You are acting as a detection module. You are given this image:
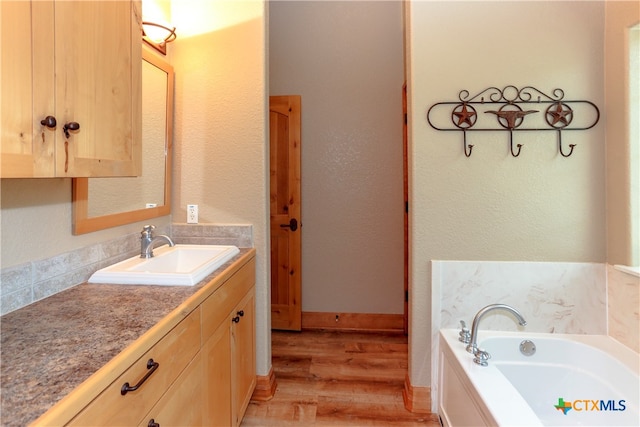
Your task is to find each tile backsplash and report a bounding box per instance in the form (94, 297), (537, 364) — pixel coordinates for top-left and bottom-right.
(171, 223), (253, 247)
(0, 223), (252, 315)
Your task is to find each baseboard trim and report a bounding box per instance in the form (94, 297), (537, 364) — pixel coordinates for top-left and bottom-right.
(402, 373), (431, 414)
(251, 367), (277, 402)
(301, 311), (404, 332)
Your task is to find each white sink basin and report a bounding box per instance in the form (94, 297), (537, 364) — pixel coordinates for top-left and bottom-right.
(89, 244), (240, 286)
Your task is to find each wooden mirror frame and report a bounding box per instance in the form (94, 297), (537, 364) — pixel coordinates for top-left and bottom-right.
(72, 49), (173, 234)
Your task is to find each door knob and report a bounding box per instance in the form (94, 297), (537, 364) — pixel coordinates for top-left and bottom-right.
(279, 218), (298, 232)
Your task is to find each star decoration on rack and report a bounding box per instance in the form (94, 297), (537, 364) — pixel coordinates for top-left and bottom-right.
(452, 103), (477, 128)
(546, 102), (573, 128)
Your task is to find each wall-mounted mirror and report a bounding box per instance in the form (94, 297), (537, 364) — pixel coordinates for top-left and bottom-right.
(72, 49), (173, 234)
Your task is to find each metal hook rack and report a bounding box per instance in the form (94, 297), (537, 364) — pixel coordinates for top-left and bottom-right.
(426, 85), (600, 158)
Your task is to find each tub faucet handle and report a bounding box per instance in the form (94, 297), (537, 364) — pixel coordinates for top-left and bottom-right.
(473, 348), (491, 367)
(459, 320), (471, 344)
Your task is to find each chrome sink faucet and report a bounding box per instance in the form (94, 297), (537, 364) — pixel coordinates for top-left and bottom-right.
(466, 303), (527, 357)
(140, 225), (175, 258)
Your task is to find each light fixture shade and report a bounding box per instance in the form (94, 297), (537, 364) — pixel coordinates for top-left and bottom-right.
(142, 21), (176, 55)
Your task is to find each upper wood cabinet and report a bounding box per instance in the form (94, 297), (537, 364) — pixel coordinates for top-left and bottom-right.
(0, 1), (142, 178)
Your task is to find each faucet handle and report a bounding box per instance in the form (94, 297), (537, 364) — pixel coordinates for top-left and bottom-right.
(473, 348), (491, 366)
(459, 320), (471, 344)
(141, 225), (156, 236)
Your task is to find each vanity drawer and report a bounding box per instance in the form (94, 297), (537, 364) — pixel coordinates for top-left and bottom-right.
(68, 308), (201, 427)
(201, 258), (255, 341)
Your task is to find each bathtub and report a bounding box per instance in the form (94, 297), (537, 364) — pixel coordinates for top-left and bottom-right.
(438, 329), (639, 426)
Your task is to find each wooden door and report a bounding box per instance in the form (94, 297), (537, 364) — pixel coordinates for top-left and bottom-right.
(1, 1), (55, 177)
(54, 0), (141, 177)
(402, 83), (409, 335)
(269, 95), (302, 331)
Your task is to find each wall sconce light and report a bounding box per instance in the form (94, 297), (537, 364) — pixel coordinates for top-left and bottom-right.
(142, 21), (176, 55)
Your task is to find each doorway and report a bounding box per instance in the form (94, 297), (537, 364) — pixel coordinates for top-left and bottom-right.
(269, 95), (302, 331)
(268, 0), (405, 333)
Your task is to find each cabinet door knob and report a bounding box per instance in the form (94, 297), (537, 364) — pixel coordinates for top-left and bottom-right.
(148, 419), (160, 427)
(237, 310), (244, 317)
(232, 316), (241, 323)
(40, 116), (57, 129)
(63, 121), (80, 138)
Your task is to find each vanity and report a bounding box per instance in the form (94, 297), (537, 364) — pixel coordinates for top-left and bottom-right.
(0, 248), (256, 427)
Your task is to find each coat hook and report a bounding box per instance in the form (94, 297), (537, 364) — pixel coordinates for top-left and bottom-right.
(509, 130), (522, 157)
(463, 131), (473, 157)
(557, 130), (575, 157)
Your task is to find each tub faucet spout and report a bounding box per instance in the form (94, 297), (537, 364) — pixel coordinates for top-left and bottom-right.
(466, 304), (527, 354)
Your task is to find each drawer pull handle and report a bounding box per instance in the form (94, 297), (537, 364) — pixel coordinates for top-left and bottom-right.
(237, 310), (244, 317)
(121, 358), (159, 395)
(232, 316), (241, 323)
(148, 419), (160, 427)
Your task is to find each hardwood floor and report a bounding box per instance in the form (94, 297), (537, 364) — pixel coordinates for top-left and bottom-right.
(242, 330), (441, 426)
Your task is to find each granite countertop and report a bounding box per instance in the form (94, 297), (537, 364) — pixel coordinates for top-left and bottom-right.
(0, 248), (253, 427)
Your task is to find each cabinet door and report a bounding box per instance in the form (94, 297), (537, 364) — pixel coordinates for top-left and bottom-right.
(54, 0), (141, 177)
(203, 322), (233, 426)
(140, 352), (203, 427)
(232, 289), (256, 426)
(0, 1), (55, 177)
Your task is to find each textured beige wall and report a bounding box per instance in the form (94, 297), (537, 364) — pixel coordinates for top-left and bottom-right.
(407, 1), (606, 386)
(0, 178), (171, 268)
(269, 1), (405, 314)
(605, 0), (639, 266)
(169, 1), (270, 375)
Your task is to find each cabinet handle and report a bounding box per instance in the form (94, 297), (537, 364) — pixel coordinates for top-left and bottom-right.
(232, 316), (240, 323)
(63, 121), (80, 138)
(40, 116), (57, 129)
(148, 419), (160, 427)
(121, 358), (159, 395)
(237, 310), (244, 317)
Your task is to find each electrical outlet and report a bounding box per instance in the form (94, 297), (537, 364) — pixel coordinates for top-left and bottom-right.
(187, 204), (198, 224)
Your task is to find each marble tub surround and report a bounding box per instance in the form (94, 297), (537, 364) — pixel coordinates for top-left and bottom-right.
(0, 249), (253, 427)
(430, 260), (607, 412)
(171, 223), (253, 247)
(433, 261), (607, 335)
(607, 264), (640, 352)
